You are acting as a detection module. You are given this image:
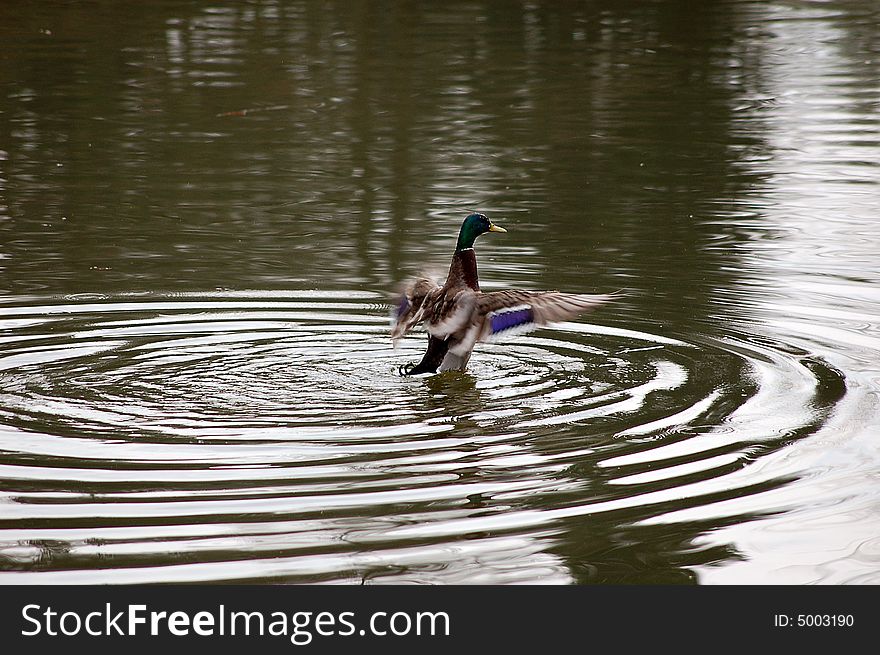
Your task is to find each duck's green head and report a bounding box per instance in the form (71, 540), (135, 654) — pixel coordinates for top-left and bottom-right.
(456, 213), (506, 251)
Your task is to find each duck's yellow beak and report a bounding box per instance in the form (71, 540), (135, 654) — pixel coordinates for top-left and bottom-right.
(488, 223), (507, 233)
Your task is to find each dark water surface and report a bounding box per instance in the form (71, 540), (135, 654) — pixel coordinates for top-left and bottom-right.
(1, 1), (879, 584)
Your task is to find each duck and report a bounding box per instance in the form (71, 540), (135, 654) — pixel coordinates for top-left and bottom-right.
(392, 212), (611, 375)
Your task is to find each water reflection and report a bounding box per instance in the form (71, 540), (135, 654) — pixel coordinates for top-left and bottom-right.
(0, 0), (756, 314)
(688, 1), (880, 584)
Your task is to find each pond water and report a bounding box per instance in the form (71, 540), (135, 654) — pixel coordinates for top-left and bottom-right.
(0, 1), (878, 584)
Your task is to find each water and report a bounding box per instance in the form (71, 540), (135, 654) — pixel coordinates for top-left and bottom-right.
(0, 1), (878, 584)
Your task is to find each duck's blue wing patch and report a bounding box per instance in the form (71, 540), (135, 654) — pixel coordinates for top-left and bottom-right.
(396, 294), (411, 320)
(489, 306), (534, 335)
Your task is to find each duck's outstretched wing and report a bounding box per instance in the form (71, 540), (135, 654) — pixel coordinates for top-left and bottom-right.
(478, 290), (612, 340)
(440, 290), (612, 362)
(390, 276), (441, 341)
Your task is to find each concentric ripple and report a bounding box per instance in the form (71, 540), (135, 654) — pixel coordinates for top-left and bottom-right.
(0, 291), (846, 583)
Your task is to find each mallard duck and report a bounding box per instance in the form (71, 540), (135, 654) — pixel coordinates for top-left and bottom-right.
(393, 213), (611, 375)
